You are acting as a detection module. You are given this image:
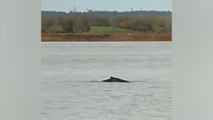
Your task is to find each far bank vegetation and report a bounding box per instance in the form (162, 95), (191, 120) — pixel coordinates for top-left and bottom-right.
(42, 13), (171, 34)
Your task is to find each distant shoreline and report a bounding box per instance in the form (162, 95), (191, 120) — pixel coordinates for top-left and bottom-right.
(42, 32), (171, 42)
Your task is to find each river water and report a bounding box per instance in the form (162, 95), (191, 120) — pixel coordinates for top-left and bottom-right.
(42, 42), (172, 120)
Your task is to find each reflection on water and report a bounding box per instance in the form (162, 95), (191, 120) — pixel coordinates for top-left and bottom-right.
(42, 42), (172, 120)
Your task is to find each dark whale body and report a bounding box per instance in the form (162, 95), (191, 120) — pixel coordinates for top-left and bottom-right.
(102, 76), (130, 83)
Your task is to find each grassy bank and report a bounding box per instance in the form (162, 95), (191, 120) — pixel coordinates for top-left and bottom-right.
(89, 26), (132, 33)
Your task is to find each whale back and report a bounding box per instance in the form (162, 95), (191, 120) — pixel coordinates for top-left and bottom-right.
(102, 76), (130, 83)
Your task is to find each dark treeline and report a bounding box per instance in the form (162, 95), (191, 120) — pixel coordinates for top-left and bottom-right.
(42, 10), (171, 19)
(42, 11), (172, 33)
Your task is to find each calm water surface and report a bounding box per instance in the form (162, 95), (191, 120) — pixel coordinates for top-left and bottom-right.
(42, 42), (172, 120)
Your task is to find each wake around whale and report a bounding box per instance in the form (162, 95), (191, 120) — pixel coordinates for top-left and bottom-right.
(102, 76), (130, 83)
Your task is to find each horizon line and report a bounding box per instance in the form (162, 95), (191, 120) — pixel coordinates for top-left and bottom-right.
(41, 9), (172, 13)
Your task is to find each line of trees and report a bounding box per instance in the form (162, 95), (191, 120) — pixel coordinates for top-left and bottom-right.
(114, 17), (171, 32)
(42, 16), (111, 33)
(42, 16), (171, 33)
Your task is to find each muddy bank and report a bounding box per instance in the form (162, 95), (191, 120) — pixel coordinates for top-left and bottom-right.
(42, 32), (171, 42)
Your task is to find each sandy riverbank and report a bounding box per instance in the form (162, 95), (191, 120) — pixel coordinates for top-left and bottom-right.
(42, 32), (171, 42)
